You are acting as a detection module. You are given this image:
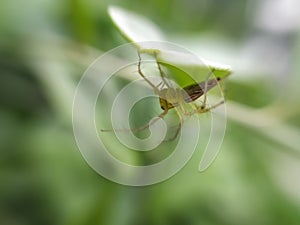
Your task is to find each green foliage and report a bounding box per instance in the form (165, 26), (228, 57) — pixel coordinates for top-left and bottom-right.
(108, 5), (232, 87)
(1, 1), (300, 225)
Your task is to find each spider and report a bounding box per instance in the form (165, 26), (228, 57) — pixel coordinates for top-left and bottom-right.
(101, 51), (225, 141)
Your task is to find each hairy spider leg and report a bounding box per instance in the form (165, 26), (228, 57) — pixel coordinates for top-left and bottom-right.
(190, 68), (225, 115)
(100, 109), (169, 132)
(193, 100), (224, 114)
(137, 51), (159, 93)
(101, 52), (170, 133)
(201, 68), (215, 110)
(163, 108), (184, 142)
(153, 52), (173, 88)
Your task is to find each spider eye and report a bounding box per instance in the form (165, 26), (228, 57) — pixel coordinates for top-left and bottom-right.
(161, 106), (165, 110)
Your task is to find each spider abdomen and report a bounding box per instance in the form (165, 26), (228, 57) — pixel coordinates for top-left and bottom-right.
(158, 88), (184, 110)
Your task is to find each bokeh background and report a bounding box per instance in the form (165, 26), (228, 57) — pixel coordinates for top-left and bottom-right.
(1, 0), (300, 225)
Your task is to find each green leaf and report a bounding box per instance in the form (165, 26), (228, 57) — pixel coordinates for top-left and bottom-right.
(108, 6), (165, 45)
(156, 50), (232, 87)
(108, 5), (232, 86)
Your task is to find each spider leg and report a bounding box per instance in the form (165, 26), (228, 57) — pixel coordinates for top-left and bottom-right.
(180, 99), (224, 118)
(137, 51), (160, 93)
(201, 68), (215, 110)
(194, 100), (225, 114)
(156, 81), (164, 89)
(153, 52), (172, 88)
(100, 109), (168, 133)
(163, 108), (184, 142)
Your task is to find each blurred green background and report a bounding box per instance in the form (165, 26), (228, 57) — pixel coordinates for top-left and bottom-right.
(1, 0), (300, 225)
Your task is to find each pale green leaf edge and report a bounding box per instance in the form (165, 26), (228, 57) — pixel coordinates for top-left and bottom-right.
(108, 5), (232, 77)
